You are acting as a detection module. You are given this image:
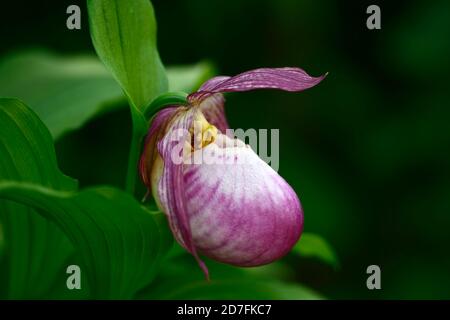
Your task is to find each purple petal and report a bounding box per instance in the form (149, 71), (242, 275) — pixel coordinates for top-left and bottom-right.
(188, 67), (326, 103)
(184, 134), (303, 266)
(153, 108), (210, 279)
(139, 106), (178, 189)
(197, 76), (230, 91)
(197, 94), (229, 133)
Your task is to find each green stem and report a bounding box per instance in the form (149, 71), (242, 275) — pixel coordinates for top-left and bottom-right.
(125, 110), (147, 195)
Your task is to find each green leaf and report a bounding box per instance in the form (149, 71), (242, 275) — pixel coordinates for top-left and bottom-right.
(0, 222), (3, 244)
(0, 182), (173, 299)
(87, 0), (168, 111)
(292, 233), (339, 268)
(166, 61), (215, 92)
(0, 98), (77, 298)
(138, 255), (322, 300)
(87, 0), (169, 194)
(0, 98), (172, 298)
(0, 51), (125, 140)
(0, 218), (5, 263)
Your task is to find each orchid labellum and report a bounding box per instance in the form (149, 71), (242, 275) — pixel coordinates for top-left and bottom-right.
(139, 68), (325, 279)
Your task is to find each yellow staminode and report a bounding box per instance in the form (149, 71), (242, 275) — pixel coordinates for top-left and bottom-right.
(190, 111), (218, 149)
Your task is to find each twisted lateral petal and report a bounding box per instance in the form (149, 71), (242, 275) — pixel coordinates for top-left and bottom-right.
(188, 67), (326, 102)
(139, 106), (210, 278)
(184, 134), (303, 266)
(152, 107), (210, 278)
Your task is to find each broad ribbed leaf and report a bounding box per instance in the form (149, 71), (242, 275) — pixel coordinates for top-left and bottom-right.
(0, 182), (173, 299)
(87, 0), (168, 111)
(0, 99), (172, 298)
(0, 98), (77, 298)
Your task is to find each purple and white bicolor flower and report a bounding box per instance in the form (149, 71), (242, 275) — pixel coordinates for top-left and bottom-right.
(139, 67), (325, 279)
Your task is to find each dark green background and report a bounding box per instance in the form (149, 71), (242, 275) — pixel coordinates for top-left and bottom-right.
(1, 0), (449, 299)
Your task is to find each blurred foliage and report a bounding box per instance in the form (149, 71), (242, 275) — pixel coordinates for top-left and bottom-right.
(139, 253), (322, 300)
(0, 51), (214, 140)
(293, 233), (339, 269)
(0, 0), (449, 299)
(0, 51), (123, 139)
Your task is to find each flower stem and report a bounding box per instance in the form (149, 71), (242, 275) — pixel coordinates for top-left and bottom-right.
(125, 109), (147, 195)
(124, 92), (186, 195)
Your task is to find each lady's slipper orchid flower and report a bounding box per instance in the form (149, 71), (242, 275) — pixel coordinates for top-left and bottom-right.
(139, 68), (325, 279)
